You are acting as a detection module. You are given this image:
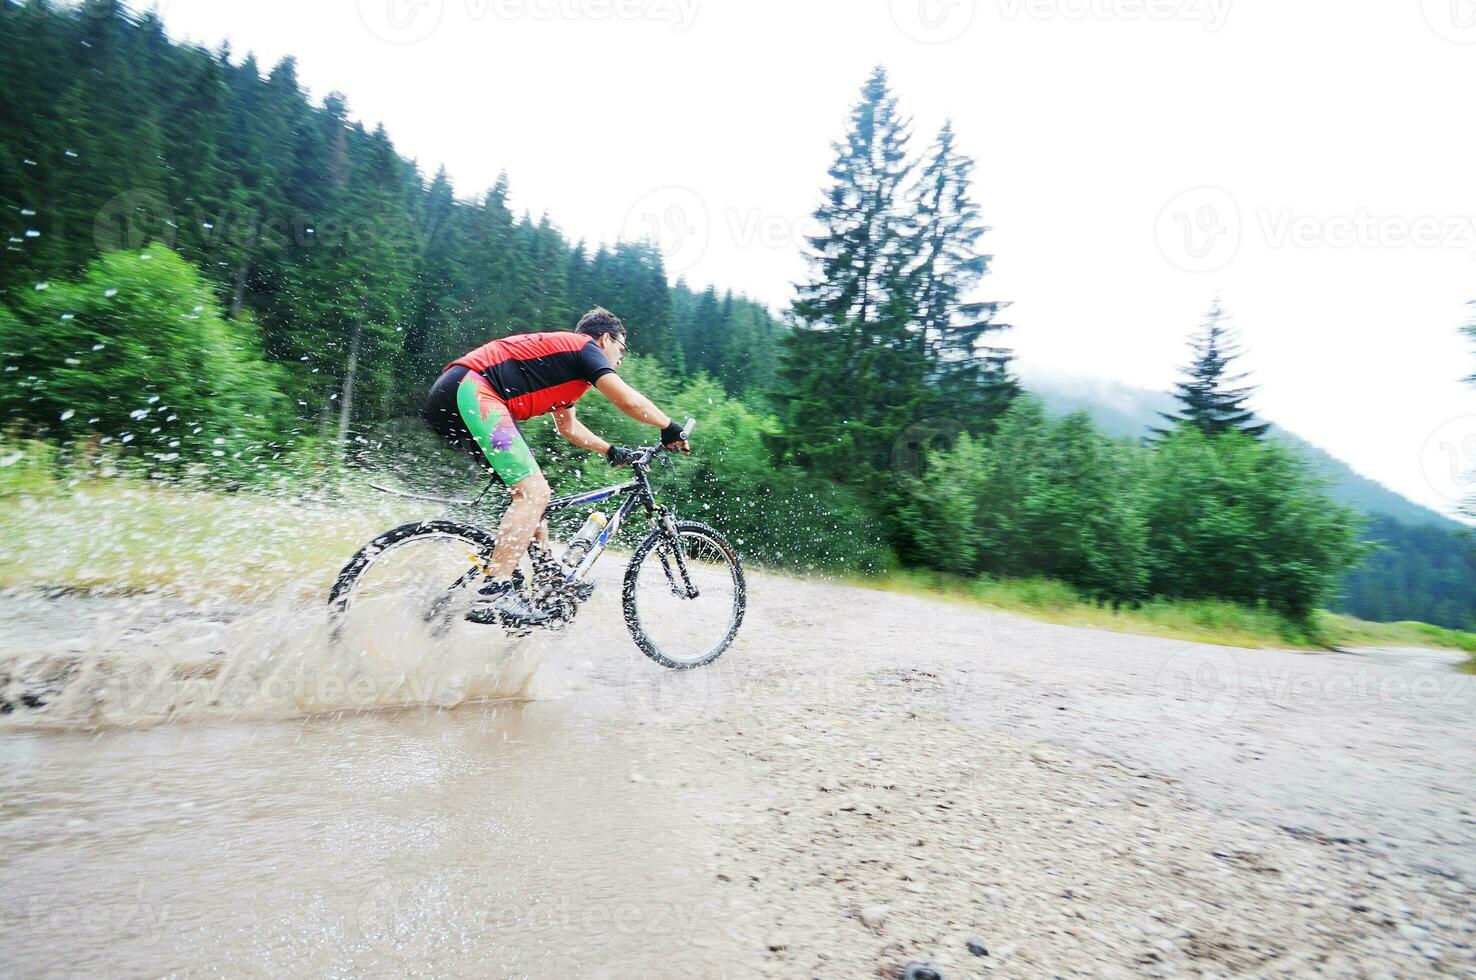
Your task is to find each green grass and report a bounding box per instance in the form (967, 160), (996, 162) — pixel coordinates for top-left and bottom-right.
(0, 442), (425, 603)
(4, 443), (1473, 668)
(863, 568), (1476, 665)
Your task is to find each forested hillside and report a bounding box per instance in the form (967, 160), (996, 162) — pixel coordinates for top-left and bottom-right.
(1020, 367), (1476, 629)
(0, 1), (1428, 633)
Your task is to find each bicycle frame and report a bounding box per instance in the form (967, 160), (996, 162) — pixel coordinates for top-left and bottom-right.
(543, 455), (671, 586)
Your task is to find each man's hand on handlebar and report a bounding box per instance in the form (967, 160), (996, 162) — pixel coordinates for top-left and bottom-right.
(660, 418), (693, 454)
(606, 419), (695, 466)
(605, 445), (641, 468)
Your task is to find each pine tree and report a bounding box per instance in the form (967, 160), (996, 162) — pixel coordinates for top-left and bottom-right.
(1154, 301), (1270, 440)
(909, 120), (1016, 427)
(780, 66), (919, 481)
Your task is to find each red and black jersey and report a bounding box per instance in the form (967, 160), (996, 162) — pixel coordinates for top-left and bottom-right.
(446, 331), (616, 421)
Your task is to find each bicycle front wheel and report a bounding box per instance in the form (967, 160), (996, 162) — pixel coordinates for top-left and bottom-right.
(622, 520), (746, 669)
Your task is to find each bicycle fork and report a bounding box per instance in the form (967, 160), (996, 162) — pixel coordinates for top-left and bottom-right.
(654, 512), (701, 600)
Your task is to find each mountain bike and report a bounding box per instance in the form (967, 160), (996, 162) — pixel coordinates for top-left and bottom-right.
(328, 419), (746, 669)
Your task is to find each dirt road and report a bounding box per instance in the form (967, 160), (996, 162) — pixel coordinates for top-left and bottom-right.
(1, 568), (1472, 977)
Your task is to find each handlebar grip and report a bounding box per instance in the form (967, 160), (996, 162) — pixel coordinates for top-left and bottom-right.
(679, 417), (697, 441)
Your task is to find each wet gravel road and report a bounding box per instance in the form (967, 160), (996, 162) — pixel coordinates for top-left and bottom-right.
(1, 575), (1472, 977)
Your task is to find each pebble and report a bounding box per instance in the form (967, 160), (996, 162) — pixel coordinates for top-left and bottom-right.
(903, 963), (943, 980)
(966, 939), (988, 956)
(860, 904), (890, 929)
(1396, 923), (1427, 942)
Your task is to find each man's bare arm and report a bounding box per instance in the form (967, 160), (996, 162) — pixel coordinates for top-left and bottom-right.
(594, 374), (672, 429)
(552, 406), (609, 455)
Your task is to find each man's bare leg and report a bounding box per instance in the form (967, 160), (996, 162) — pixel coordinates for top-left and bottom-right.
(488, 473), (551, 578)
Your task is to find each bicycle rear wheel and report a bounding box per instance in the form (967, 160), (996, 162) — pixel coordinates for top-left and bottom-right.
(622, 520), (746, 669)
(329, 520), (497, 635)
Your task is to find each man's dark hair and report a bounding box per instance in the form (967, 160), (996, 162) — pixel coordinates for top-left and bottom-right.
(575, 307), (625, 341)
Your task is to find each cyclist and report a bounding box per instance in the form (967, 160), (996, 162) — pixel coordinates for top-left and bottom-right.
(425, 307), (689, 626)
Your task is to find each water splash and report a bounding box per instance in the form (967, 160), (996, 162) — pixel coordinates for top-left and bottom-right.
(0, 596), (541, 731)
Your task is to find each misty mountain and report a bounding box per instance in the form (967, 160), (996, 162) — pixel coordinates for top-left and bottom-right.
(1018, 367), (1461, 530)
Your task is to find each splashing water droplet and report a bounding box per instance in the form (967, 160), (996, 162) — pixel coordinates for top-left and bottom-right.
(92, 343), (104, 351)
(61, 313), (76, 321)
(130, 410), (149, 421)
(34, 282), (49, 291)
(64, 149), (78, 158)
(20, 208), (36, 217)
(64, 357), (81, 366)
(24, 229), (40, 238)
(147, 395), (160, 404)
(60, 409), (75, 421)
(0, 451), (23, 467)
(104, 288), (118, 298)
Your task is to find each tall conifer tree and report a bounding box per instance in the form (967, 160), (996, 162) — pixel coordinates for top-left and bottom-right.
(1155, 302), (1269, 440)
(909, 120), (1015, 426)
(780, 66), (918, 480)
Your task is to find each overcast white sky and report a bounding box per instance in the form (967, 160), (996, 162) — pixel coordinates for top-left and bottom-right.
(150, 0), (1476, 519)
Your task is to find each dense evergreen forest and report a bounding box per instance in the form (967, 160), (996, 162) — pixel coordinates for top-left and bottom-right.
(4, 0), (1465, 630)
(1341, 517), (1476, 629)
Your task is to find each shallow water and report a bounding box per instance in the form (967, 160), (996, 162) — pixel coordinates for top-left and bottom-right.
(0, 572), (769, 976)
(0, 703), (764, 976)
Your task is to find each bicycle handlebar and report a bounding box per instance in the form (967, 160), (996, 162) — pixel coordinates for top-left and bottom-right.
(632, 417), (696, 468)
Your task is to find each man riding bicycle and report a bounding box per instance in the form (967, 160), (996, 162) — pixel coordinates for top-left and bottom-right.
(425, 307), (689, 626)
